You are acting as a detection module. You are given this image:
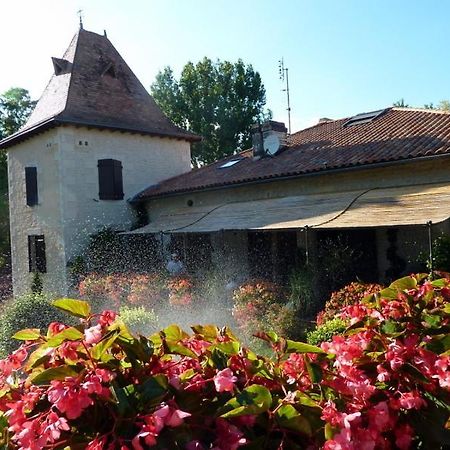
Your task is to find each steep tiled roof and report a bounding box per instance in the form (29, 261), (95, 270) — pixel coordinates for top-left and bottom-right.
(0, 29), (199, 149)
(134, 107), (450, 200)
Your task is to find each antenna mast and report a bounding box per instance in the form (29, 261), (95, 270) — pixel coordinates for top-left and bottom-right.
(77, 9), (84, 29)
(278, 58), (291, 135)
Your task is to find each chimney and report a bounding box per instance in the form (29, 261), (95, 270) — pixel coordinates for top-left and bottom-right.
(251, 120), (287, 159)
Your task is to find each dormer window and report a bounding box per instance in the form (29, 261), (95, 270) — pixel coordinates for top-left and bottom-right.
(98, 159), (124, 200)
(102, 62), (116, 78)
(51, 57), (71, 76)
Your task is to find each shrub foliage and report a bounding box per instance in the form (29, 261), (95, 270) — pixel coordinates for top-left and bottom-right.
(0, 293), (74, 358)
(0, 275), (448, 449)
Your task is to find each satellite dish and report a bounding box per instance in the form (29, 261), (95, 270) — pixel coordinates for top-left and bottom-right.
(264, 134), (281, 156)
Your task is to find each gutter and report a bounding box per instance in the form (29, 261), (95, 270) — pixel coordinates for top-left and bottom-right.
(130, 152), (450, 203)
(0, 117), (200, 150)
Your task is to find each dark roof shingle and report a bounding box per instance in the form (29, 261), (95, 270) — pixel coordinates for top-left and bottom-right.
(0, 29), (199, 149)
(134, 107), (450, 200)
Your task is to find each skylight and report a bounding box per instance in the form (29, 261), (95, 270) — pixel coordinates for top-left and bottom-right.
(343, 109), (387, 128)
(218, 159), (242, 169)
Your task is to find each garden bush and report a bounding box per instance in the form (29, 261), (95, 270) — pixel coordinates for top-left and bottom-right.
(119, 305), (159, 335)
(316, 281), (383, 324)
(0, 293), (75, 357)
(306, 317), (347, 346)
(0, 274), (449, 448)
(232, 280), (300, 344)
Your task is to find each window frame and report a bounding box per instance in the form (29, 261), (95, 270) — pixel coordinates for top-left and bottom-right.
(28, 235), (46, 273)
(97, 159), (124, 200)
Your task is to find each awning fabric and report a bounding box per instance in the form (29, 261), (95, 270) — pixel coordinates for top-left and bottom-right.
(125, 182), (450, 234)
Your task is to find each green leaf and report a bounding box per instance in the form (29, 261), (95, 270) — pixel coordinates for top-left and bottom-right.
(221, 385), (272, 418)
(12, 328), (41, 341)
(423, 313), (442, 329)
(91, 329), (120, 360)
(213, 341), (240, 355)
(432, 279), (448, 288)
(295, 392), (319, 408)
(390, 276), (417, 291)
(443, 303), (450, 314)
(31, 365), (79, 385)
(286, 340), (325, 354)
(275, 404), (312, 436)
(163, 340), (196, 358)
(46, 327), (84, 347)
(52, 298), (91, 318)
(191, 324), (218, 340)
(305, 359), (323, 383)
(211, 348), (229, 370)
(139, 375), (168, 405)
(325, 422), (335, 440)
(161, 324), (189, 342)
(381, 320), (400, 335)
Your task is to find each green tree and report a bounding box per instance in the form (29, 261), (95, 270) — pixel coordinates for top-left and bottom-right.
(393, 98), (409, 107)
(0, 88), (35, 269)
(0, 87), (35, 139)
(151, 58), (270, 166)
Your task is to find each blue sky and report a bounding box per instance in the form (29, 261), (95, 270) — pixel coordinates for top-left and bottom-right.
(0, 0), (448, 131)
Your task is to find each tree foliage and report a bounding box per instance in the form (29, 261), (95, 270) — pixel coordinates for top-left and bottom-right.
(151, 58), (270, 166)
(0, 87), (35, 266)
(0, 87), (35, 140)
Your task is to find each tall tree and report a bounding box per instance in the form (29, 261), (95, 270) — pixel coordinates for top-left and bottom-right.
(151, 58), (270, 166)
(0, 87), (35, 267)
(0, 87), (35, 139)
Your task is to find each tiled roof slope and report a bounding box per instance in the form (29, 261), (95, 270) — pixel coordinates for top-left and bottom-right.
(0, 29), (199, 149)
(134, 107), (450, 200)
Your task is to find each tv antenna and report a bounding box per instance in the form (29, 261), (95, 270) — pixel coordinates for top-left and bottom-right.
(77, 9), (84, 29)
(278, 58), (291, 135)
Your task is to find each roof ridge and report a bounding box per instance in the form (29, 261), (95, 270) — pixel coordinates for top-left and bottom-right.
(392, 106), (450, 115)
(57, 30), (82, 121)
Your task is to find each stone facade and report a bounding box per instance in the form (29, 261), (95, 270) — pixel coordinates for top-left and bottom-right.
(8, 125), (190, 296)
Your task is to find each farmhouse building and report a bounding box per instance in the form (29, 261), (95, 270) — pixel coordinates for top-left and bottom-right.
(2, 28), (450, 296)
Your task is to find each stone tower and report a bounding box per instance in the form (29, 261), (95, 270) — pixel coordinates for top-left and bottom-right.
(0, 29), (198, 296)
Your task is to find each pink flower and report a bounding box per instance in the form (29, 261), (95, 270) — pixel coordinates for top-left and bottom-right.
(84, 324), (102, 344)
(395, 423), (414, 449)
(214, 368), (237, 393)
(186, 440), (204, 450)
(397, 392), (427, 410)
(43, 411), (70, 442)
(48, 378), (94, 419)
(214, 418), (246, 450)
(99, 310), (118, 327)
(154, 404), (191, 427)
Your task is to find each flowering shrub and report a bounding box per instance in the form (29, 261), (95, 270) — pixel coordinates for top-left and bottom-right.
(0, 274), (449, 449)
(317, 281), (383, 325)
(232, 280), (298, 341)
(79, 272), (167, 310)
(167, 276), (194, 306)
(306, 317), (347, 346)
(119, 305), (159, 335)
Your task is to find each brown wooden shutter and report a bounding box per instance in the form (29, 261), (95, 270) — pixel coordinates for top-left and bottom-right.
(98, 159), (123, 200)
(113, 160), (124, 199)
(25, 167), (38, 206)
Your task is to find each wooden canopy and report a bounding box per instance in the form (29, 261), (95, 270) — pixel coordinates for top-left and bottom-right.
(126, 182), (450, 234)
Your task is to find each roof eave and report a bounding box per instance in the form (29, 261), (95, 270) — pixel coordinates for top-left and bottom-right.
(134, 152), (450, 202)
(0, 117), (201, 150)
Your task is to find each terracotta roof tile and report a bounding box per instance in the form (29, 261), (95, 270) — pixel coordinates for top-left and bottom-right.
(0, 29), (199, 149)
(134, 107), (450, 200)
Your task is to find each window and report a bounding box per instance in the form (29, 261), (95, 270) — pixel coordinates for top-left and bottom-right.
(28, 235), (46, 273)
(343, 109), (387, 128)
(218, 159), (243, 169)
(25, 167), (38, 206)
(98, 159), (124, 200)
